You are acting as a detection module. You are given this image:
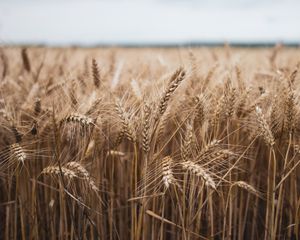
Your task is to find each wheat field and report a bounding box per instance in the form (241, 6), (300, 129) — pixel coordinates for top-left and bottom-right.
(0, 46), (299, 239)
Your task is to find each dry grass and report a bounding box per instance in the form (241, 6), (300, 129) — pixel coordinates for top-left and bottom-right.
(0, 45), (300, 239)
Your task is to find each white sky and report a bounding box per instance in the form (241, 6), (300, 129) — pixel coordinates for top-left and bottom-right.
(0, 0), (300, 45)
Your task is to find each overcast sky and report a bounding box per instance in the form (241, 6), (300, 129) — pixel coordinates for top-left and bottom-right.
(0, 0), (299, 45)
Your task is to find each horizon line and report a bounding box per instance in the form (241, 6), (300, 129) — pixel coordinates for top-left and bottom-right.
(1, 41), (300, 48)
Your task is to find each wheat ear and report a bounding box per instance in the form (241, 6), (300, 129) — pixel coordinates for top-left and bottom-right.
(181, 160), (216, 190)
(158, 67), (186, 116)
(255, 106), (275, 146)
(65, 162), (99, 191)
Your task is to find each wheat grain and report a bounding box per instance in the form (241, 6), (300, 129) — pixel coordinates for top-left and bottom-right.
(10, 143), (26, 164)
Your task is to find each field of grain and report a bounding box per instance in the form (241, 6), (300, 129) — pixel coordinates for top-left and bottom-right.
(0, 46), (299, 239)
